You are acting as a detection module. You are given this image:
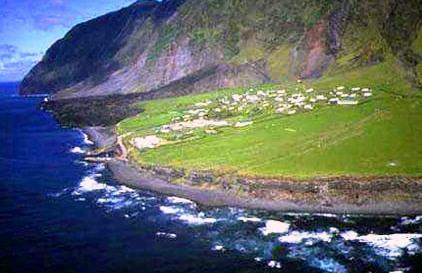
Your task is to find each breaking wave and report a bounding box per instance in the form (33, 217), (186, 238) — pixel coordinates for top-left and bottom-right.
(70, 146), (85, 154)
(50, 161), (422, 273)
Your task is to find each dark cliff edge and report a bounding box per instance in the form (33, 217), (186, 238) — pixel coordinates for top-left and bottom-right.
(108, 159), (422, 215)
(24, 0), (421, 128)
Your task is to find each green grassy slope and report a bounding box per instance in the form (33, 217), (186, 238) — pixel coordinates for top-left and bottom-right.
(118, 60), (422, 179)
(413, 27), (422, 85)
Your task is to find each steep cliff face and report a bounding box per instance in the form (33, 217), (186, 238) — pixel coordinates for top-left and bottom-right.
(20, 0), (421, 99)
(20, 1), (161, 95)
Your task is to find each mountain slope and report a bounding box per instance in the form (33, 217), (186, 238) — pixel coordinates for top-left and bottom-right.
(20, 0), (421, 102)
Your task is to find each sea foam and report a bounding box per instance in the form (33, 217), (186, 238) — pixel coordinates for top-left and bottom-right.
(211, 245), (225, 251)
(82, 132), (94, 145)
(156, 232), (177, 239)
(178, 213), (217, 225)
(340, 231), (422, 258)
(159, 205), (218, 225)
(260, 220), (290, 235)
(400, 216), (422, 225)
(160, 206), (182, 214)
(278, 231), (333, 244)
(70, 147), (85, 154)
(167, 196), (195, 205)
(77, 175), (110, 192)
(267, 260), (281, 268)
(237, 216), (261, 223)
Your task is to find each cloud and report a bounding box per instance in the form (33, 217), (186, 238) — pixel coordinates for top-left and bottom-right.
(49, 0), (66, 7)
(19, 52), (43, 58)
(0, 59), (39, 81)
(0, 59), (38, 73)
(0, 44), (43, 81)
(30, 0), (77, 31)
(0, 0), (137, 81)
(0, 45), (19, 61)
(0, 44), (42, 62)
(33, 14), (73, 30)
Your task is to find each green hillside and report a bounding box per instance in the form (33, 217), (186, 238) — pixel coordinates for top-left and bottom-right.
(117, 58), (422, 179)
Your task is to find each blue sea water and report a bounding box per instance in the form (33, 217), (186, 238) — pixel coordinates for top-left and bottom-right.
(0, 82), (421, 273)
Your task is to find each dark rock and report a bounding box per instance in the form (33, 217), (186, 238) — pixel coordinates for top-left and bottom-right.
(152, 166), (185, 179)
(189, 171), (215, 184)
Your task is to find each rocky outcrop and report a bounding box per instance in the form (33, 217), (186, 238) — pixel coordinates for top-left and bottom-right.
(291, 19), (335, 79)
(291, 1), (350, 79)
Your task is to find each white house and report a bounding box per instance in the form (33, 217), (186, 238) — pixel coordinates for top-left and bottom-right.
(338, 100), (358, 105)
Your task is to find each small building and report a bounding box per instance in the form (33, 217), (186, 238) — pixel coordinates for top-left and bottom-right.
(245, 94), (259, 103)
(316, 95), (327, 101)
(304, 104), (314, 110)
(235, 121), (253, 128)
(195, 101), (212, 107)
(338, 100), (358, 105)
(276, 107), (286, 113)
(257, 91), (267, 97)
(232, 94), (242, 102)
(329, 98), (339, 105)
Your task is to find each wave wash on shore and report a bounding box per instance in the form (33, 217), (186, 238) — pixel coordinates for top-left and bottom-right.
(49, 139), (422, 273)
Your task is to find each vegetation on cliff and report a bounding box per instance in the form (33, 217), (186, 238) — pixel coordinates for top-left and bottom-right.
(21, 0), (421, 102)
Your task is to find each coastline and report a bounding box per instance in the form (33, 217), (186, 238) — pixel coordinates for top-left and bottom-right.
(82, 126), (116, 150)
(84, 126), (422, 215)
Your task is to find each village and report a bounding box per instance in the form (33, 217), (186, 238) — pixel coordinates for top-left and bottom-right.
(132, 85), (373, 151)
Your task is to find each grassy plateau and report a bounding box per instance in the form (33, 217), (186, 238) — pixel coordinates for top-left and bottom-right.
(117, 59), (422, 179)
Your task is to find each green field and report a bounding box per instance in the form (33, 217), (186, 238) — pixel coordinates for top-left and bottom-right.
(117, 60), (422, 179)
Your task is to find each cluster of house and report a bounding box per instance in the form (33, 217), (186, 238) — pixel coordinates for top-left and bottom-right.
(133, 85), (373, 150)
(179, 85), (372, 121)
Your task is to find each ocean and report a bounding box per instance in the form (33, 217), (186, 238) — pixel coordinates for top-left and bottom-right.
(1, 82), (421, 273)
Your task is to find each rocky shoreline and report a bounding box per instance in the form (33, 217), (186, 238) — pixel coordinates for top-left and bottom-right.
(84, 126), (422, 215)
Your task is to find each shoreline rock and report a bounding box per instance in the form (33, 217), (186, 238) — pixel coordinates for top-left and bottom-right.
(82, 126), (117, 150)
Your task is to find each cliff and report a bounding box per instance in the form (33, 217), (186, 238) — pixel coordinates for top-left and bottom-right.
(21, 0), (421, 114)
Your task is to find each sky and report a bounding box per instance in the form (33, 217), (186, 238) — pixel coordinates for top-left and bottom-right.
(0, 0), (138, 82)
